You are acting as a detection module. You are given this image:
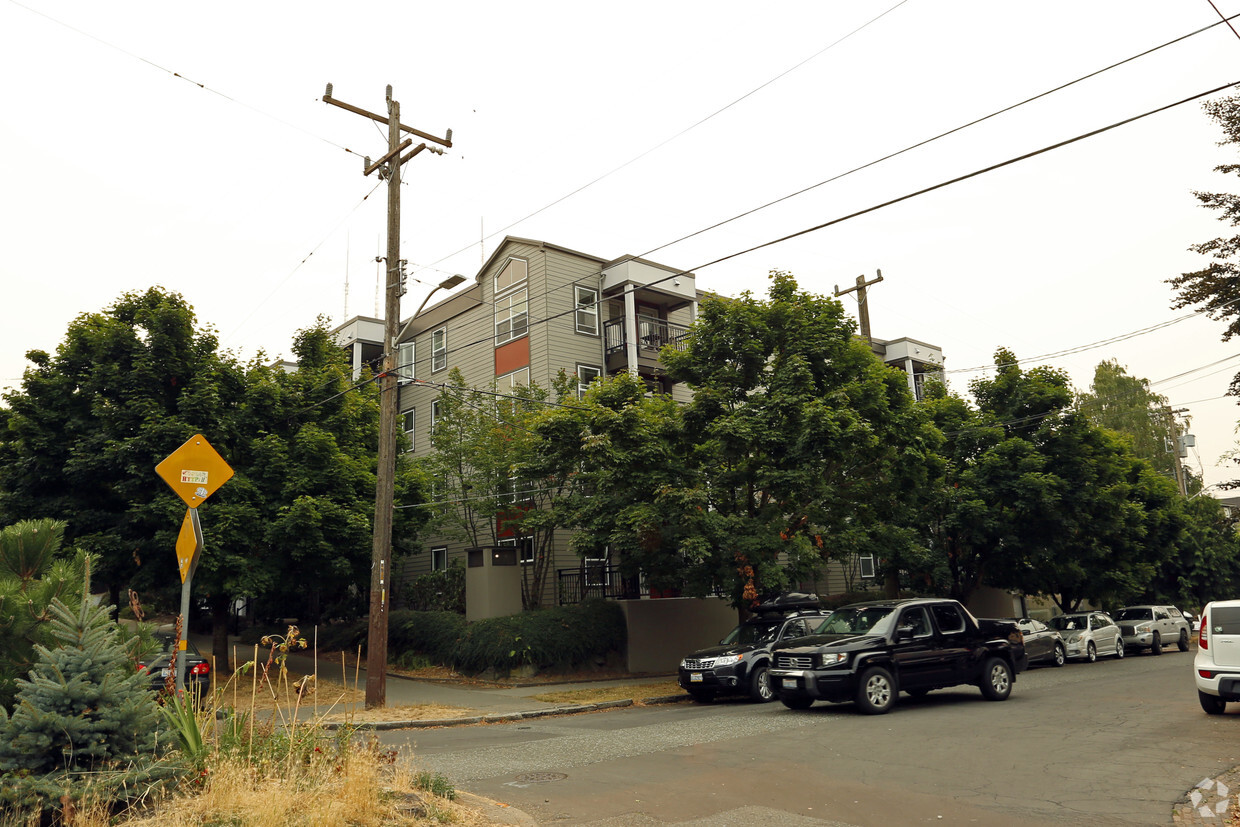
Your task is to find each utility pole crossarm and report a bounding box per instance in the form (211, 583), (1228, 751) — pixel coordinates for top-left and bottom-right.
(364, 138), (414, 176)
(324, 84), (453, 148)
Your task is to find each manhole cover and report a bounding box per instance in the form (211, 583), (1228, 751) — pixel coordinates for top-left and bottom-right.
(515, 772), (568, 783)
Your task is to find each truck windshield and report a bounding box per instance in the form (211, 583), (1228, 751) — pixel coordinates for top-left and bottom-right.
(816, 607), (895, 636)
(1114, 608), (1152, 621)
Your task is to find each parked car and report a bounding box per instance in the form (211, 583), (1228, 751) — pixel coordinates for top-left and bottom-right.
(137, 631), (211, 697)
(1113, 605), (1191, 655)
(1194, 600), (1240, 714)
(767, 598), (1027, 715)
(1009, 618), (1065, 667)
(678, 594), (831, 703)
(1048, 611), (1124, 662)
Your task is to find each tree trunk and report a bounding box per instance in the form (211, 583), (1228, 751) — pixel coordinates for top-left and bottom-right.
(209, 592), (232, 675)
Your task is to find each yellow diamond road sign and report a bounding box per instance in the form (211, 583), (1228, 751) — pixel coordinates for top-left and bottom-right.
(175, 509), (198, 583)
(155, 434), (234, 508)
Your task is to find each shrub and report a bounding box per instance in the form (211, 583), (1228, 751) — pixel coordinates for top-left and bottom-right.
(400, 560), (465, 613)
(451, 599), (626, 674)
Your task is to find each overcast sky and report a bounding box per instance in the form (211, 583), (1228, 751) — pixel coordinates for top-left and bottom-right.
(5, 1), (1240, 489)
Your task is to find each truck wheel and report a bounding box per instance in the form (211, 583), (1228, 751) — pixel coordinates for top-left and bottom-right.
(1200, 690), (1228, 715)
(980, 657), (1012, 701)
(1052, 643), (1066, 667)
(855, 665), (896, 714)
(1151, 632), (1162, 656)
(780, 694), (813, 710)
(1179, 630), (1191, 652)
(748, 664), (774, 702)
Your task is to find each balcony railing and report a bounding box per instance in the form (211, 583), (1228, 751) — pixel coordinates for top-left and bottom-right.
(603, 315), (692, 358)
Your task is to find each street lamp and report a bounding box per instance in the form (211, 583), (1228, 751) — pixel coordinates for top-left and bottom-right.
(397, 274), (466, 343)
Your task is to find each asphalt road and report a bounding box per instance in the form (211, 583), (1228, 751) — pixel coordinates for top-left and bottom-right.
(380, 647), (1240, 825)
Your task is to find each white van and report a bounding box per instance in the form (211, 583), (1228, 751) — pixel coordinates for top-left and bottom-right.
(1193, 600), (1240, 714)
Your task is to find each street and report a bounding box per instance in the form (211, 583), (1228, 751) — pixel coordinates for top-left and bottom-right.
(380, 648), (1240, 825)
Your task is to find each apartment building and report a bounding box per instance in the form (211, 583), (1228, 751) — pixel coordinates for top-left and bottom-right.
(333, 235), (944, 611)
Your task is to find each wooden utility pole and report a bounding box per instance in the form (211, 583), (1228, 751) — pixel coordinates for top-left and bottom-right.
(324, 83), (451, 708)
(835, 271), (898, 596)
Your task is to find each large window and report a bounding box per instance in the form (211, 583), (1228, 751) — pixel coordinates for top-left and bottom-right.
(431, 327), (447, 372)
(498, 368), (529, 393)
(397, 341), (415, 383)
(495, 257), (527, 294)
(500, 537), (534, 565)
(495, 289), (528, 345)
(577, 364), (602, 399)
(575, 285), (599, 336)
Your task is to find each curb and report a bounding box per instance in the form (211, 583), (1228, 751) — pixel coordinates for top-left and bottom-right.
(318, 693), (690, 731)
(455, 790), (539, 827)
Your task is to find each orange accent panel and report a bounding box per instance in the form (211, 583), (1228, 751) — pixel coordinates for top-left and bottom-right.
(494, 336), (530, 376)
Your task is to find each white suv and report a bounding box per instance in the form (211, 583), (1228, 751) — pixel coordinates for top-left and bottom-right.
(1194, 600), (1240, 714)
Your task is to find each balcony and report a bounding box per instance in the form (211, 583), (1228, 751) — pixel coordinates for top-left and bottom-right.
(603, 315), (692, 360)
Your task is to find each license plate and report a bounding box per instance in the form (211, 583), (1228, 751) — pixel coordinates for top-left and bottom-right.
(782, 678), (797, 689)
(689, 673), (703, 683)
(159, 668), (171, 678)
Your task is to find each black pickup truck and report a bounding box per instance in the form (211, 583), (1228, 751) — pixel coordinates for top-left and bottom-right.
(768, 597), (1028, 715)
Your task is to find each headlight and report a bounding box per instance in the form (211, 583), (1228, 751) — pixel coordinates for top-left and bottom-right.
(819, 652), (848, 667)
(712, 654), (742, 667)
(1066, 633), (1081, 643)
(1135, 623), (1151, 633)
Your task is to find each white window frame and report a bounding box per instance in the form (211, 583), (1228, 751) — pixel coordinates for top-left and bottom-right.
(402, 409), (415, 452)
(431, 547), (447, 572)
(494, 288), (528, 345)
(585, 553), (610, 588)
(577, 364), (602, 399)
(431, 327), (447, 373)
(495, 257), (528, 295)
(498, 368), (529, 393)
(397, 341), (415, 383)
(858, 554), (876, 579)
(575, 285), (599, 336)
(430, 399), (441, 432)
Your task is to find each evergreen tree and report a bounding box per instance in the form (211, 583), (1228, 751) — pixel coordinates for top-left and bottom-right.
(0, 595), (174, 815)
(0, 519), (84, 709)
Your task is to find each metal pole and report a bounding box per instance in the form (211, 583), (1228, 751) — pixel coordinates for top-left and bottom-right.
(177, 508), (205, 693)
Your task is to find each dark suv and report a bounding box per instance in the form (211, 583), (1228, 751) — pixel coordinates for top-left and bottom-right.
(678, 595), (831, 703)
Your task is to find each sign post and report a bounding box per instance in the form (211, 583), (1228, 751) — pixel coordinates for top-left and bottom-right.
(155, 434), (233, 694)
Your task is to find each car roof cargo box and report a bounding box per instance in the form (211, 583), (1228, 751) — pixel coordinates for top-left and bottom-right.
(754, 592), (821, 615)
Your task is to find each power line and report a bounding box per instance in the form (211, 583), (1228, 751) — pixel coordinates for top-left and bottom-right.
(413, 0), (914, 273)
(398, 20), (1240, 377)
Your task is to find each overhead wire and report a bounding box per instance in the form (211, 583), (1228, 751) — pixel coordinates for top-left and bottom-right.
(397, 16), (1240, 378)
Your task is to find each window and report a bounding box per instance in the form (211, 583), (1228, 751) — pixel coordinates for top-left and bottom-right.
(430, 399), (441, 433)
(858, 554), (876, 579)
(498, 368), (529, 393)
(931, 603), (966, 634)
(431, 547), (447, 572)
(577, 364), (602, 399)
(431, 327), (447, 372)
(495, 288), (528, 345)
(402, 409), (415, 452)
(575, 285), (599, 335)
(585, 554), (609, 587)
(900, 607), (932, 638)
(397, 341), (415, 383)
(495, 257), (527, 294)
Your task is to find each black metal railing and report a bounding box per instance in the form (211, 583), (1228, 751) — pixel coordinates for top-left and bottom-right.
(603, 315), (692, 358)
(557, 566), (643, 604)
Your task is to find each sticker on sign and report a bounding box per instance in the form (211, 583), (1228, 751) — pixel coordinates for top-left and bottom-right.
(180, 470), (209, 485)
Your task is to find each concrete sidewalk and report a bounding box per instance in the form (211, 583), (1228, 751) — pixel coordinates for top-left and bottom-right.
(193, 632), (686, 729)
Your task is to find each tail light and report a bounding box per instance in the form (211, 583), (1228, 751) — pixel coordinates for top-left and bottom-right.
(1201, 614), (1209, 650)
(190, 662), (210, 676)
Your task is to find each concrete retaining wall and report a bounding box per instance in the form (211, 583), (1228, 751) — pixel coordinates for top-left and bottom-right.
(618, 597), (737, 673)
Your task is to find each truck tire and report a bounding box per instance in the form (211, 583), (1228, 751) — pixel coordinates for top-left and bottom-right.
(1151, 632), (1162, 656)
(979, 657), (1012, 701)
(855, 665), (897, 715)
(1179, 629), (1191, 652)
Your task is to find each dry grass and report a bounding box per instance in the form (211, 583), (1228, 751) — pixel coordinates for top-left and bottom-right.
(99, 745), (484, 827)
(529, 680), (681, 704)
